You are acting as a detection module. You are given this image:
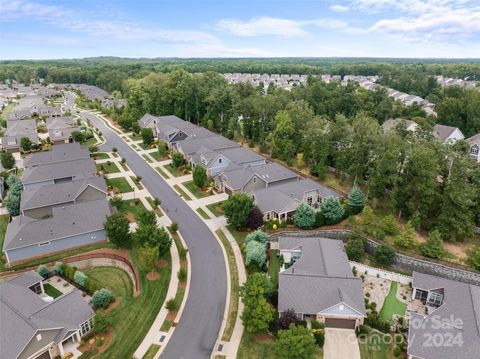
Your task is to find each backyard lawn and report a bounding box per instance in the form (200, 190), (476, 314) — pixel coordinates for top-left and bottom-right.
(268, 250), (281, 289)
(115, 199), (148, 222)
(379, 282), (406, 322)
(0, 215), (9, 271)
(182, 180), (212, 199)
(206, 201), (225, 217)
(91, 252), (171, 359)
(43, 283), (63, 298)
(84, 266), (133, 297)
(96, 162), (120, 174)
(107, 177), (133, 193)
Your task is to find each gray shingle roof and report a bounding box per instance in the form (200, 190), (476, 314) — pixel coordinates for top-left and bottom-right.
(278, 237), (365, 316)
(467, 133), (480, 146)
(433, 124), (458, 141)
(3, 199), (111, 250)
(176, 135), (239, 155)
(249, 163), (298, 184)
(1, 119), (39, 149)
(46, 117), (79, 141)
(22, 158), (96, 185)
(408, 272), (480, 359)
(219, 147), (265, 165)
(0, 272), (94, 359)
(23, 143), (90, 168)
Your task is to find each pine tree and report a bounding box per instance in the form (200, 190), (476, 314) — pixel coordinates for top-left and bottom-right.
(421, 230), (445, 259)
(347, 186), (366, 214)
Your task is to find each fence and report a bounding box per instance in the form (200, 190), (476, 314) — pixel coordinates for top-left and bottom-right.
(349, 261), (412, 285)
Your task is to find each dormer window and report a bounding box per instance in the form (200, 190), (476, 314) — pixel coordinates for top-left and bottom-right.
(219, 158), (222, 164)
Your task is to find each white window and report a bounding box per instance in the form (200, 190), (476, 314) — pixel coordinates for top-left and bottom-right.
(471, 145), (479, 156)
(266, 213), (271, 220)
(307, 197), (313, 205)
(427, 292), (443, 307)
(80, 319), (92, 336)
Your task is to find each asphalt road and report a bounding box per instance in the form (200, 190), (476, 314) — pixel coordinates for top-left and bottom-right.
(80, 109), (227, 359)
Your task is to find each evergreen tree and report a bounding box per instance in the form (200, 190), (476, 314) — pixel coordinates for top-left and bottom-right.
(276, 324), (316, 359)
(193, 165), (208, 188)
(294, 203), (316, 229)
(320, 197), (345, 225)
(421, 230), (445, 259)
(104, 212), (131, 248)
(347, 186), (365, 214)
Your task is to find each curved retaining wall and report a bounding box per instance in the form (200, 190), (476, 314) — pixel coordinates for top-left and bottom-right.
(271, 229), (480, 286)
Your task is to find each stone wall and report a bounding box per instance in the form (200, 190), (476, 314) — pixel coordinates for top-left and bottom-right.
(271, 229), (480, 286)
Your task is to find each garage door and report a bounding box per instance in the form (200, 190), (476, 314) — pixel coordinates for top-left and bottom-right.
(325, 318), (356, 329)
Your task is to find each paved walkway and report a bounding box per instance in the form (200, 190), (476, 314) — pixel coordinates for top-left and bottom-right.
(324, 329), (361, 359)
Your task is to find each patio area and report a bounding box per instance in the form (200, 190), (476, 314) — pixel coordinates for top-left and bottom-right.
(44, 275), (91, 302)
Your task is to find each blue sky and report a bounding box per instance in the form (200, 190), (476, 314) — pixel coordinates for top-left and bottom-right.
(1, 0), (479, 60)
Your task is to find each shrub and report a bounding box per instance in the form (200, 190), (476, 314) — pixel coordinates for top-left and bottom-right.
(93, 313), (110, 334)
(374, 244), (396, 266)
(245, 230), (269, 245)
(294, 203), (316, 229)
(55, 262), (65, 275)
(170, 222), (179, 233)
(320, 197), (345, 225)
(85, 277), (102, 294)
(171, 152), (184, 168)
(223, 193), (254, 229)
(74, 271), (87, 287)
(277, 309), (300, 330)
(394, 221), (416, 249)
(421, 229), (445, 259)
(310, 320), (324, 330)
(245, 241), (267, 268)
(91, 288), (113, 309)
(346, 235), (365, 261)
(0, 151), (15, 169)
(37, 265), (50, 278)
(166, 298), (178, 312)
(246, 206), (264, 230)
(313, 330), (325, 347)
(141, 128), (154, 146)
(381, 215), (400, 236)
(178, 267), (187, 281)
(63, 264), (77, 281)
(467, 247), (480, 271)
(315, 211), (326, 227)
(275, 324), (316, 359)
(192, 165), (208, 188)
(347, 186), (365, 214)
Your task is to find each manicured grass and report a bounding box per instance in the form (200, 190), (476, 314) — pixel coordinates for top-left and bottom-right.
(82, 136), (99, 148)
(268, 250), (281, 289)
(142, 344), (161, 359)
(146, 197), (164, 217)
(206, 201), (225, 217)
(196, 207), (210, 220)
(43, 283), (63, 298)
(95, 250), (171, 359)
(0, 215), (9, 271)
(226, 225), (248, 248)
(131, 176), (144, 190)
(7, 242), (115, 272)
(106, 177), (133, 193)
(93, 152), (110, 160)
(173, 185), (192, 201)
(156, 167), (169, 179)
(150, 151), (169, 162)
(96, 162), (120, 174)
(183, 180), (212, 199)
(216, 229), (239, 342)
(359, 332), (394, 359)
(142, 154), (153, 163)
(83, 266), (133, 298)
(379, 282), (407, 322)
(128, 134), (141, 141)
(165, 164), (187, 178)
(160, 319), (172, 332)
(115, 199), (148, 222)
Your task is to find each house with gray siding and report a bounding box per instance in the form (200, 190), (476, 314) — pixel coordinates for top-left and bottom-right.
(175, 135), (239, 156)
(3, 199), (111, 264)
(0, 271), (94, 359)
(0, 119), (39, 152)
(407, 272), (480, 359)
(278, 237), (365, 329)
(433, 124), (465, 144)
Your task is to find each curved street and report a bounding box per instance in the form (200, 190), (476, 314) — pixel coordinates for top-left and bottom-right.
(78, 104), (227, 359)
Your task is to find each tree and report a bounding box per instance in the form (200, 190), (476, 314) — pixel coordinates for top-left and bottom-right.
(104, 212), (131, 248)
(223, 193), (254, 229)
(0, 152), (15, 169)
(171, 152), (184, 168)
(320, 197), (345, 225)
(345, 234), (365, 261)
(74, 271), (87, 287)
(421, 229), (445, 259)
(294, 203), (316, 229)
(71, 131), (84, 143)
(91, 288), (113, 309)
(137, 208), (157, 227)
(20, 137), (32, 152)
(270, 110), (296, 162)
(394, 221), (417, 249)
(467, 247), (480, 271)
(246, 206), (264, 230)
(241, 273), (275, 333)
(275, 324), (316, 359)
(245, 240), (267, 268)
(278, 309), (301, 330)
(37, 265), (50, 278)
(141, 128), (154, 146)
(245, 230), (269, 245)
(138, 245), (158, 273)
(5, 176), (22, 217)
(374, 244), (396, 266)
(193, 165), (208, 188)
(158, 143), (168, 157)
(93, 313), (111, 334)
(347, 186), (365, 215)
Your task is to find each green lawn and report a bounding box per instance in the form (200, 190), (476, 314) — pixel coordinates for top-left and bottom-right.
(196, 207), (210, 220)
(379, 282), (407, 322)
(173, 185), (192, 201)
(128, 134), (141, 141)
(165, 164), (187, 178)
(131, 176), (144, 190)
(82, 136), (99, 148)
(94, 251), (171, 359)
(142, 154), (153, 163)
(156, 167), (169, 179)
(115, 199), (148, 222)
(268, 250), (281, 289)
(43, 283), (63, 298)
(96, 162), (120, 174)
(359, 333), (394, 359)
(216, 230), (239, 342)
(226, 225), (248, 248)
(206, 201), (225, 217)
(83, 266), (133, 297)
(183, 180), (212, 199)
(142, 344), (161, 359)
(146, 197), (163, 217)
(106, 177), (133, 193)
(93, 152), (110, 160)
(0, 215), (9, 271)
(150, 151), (169, 162)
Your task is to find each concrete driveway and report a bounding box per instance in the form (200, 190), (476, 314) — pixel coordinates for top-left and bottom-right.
(324, 328), (361, 359)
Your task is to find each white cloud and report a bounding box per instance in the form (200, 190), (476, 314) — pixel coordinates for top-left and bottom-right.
(216, 17), (307, 37)
(329, 4), (350, 12)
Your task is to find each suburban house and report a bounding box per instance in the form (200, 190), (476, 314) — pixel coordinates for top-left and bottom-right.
(252, 178), (340, 221)
(0, 271), (94, 359)
(0, 119), (39, 152)
(433, 124), (465, 144)
(382, 118), (419, 133)
(7, 95), (61, 121)
(45, 117), (79, 144)
(174, 135), (239, 156)
(20, 176), (107, 219)
(407, 272), (480, 359)
(467, 133), (480, 163)
(215, 162), (299, 194)
(23, 143), (90, 168)
(3, 199), (111, 264)
(278, 237), (366, 329)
